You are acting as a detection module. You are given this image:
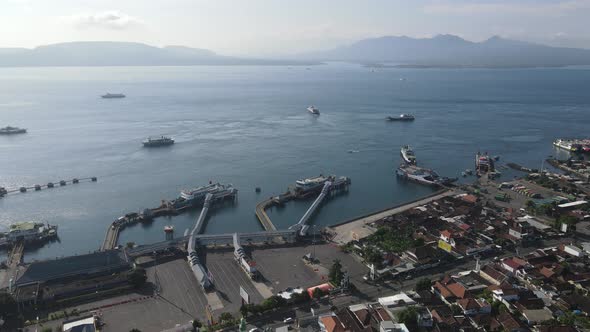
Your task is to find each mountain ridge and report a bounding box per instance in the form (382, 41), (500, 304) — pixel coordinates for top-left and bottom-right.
(302, 34), (590, 67)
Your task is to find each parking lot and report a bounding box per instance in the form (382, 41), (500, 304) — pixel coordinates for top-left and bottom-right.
(101, 258), (208, 332)
(203, 249), (265, 315)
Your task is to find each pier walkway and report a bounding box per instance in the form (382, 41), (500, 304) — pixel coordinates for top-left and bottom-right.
(7, 240), (24, 269)
(255, 197), (278, 231)
(127, 230), (298, 257)
(290, 181), (332, 235)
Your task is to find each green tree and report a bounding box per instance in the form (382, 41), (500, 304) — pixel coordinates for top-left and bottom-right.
(312, 287), (324, 300)
(0, 292), (17, 316)
(127, 268), (147, 288)
(41, 328), (53, 332)
(126, 242), (136, 249)
(415, 278), (431, 292)
(525, 200), (536, 214)
(329, 259), (344, 286)
(240, 304), (249, 317)
(396, 306), (417, 330)
(291, 290), (311, 303)
(220, 312), (234, 322)
(192, 319), (202, 331)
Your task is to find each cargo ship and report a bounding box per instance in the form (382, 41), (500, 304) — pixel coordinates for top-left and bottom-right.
(0, 126), (27, 135)
(400, 145), (417, 164)
(386, 114), (415, 121)
(143, 136), (175, 147)
(0, 221), (58, 247)
(396, 165), (455, 187)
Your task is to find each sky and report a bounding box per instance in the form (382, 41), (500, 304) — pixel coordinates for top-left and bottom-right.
(1, 0), (590, 56)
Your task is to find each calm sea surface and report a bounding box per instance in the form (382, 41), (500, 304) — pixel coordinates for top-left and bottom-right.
(1, 63), (589, 262)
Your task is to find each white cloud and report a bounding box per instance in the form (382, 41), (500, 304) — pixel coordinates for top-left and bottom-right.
(423, 0), (590, 16)
(63, 11), (143, 30)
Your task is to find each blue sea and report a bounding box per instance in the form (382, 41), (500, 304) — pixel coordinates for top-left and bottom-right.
(1, 63), (589, 262)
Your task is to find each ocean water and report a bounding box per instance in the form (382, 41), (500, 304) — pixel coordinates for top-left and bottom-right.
(0, 63), (589, 262)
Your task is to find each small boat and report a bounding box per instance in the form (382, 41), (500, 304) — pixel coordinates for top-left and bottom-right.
(464, 169), (473, 175)
(400, 145), (417, 164)
(348, 150), (360, 153)
(164, 225), (174, 233)
(101, 93), (125, 99)
(386, 114), (415, 121)
(0, 126), (27, 135)
(255, 187), (261, 193)
(307, 106), (320, 115)
(462, 172), (467, 177)
(143, 136), (175, 147)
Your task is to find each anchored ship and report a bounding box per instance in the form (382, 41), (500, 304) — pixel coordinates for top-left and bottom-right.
(0, 221), (58, 247)
(386, 114), (415, 121)
(143, 136), (175, 147)
(0, 126), (27, 135)
(307, 106), (320, 115)
(101, 93), (126, 99)
(400, 145), (417, 164)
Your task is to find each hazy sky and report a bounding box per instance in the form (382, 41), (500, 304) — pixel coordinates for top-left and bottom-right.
(2, 0), (590, 55)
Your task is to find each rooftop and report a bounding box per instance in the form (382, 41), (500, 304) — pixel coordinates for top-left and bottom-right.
(8, 221), (39, 232)
(16, 250), (130, 286)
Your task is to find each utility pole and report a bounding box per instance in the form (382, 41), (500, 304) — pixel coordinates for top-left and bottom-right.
(312, 225), (316, 260)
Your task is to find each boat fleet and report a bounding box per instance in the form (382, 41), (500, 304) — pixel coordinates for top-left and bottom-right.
(396, 145), (456, 186)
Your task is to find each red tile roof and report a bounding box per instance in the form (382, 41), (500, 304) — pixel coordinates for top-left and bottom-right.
(440, 230), (452, 238)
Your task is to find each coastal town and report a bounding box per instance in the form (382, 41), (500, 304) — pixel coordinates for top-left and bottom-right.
(1, 137), (589, 332)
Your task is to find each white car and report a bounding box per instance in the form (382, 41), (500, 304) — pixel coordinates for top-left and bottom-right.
(249, 329), (259, 332)
(283, 317), (293, 324)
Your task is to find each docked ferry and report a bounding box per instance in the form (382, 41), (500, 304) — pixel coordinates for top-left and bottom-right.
(307, 106), (320, 115)
(179, 183), (224, 201)
(101, 93), (126, 99)
(0, 126), (27, 135)
(553, 139), (581, 152)
(396, 165), (455, 187)
(475, 152), (495, 176)
(143, 136), (175, 147)
(386, 114), (415, 121)
(400, 145), (417, 164)
(295, 175), (329, 191)
(0, 221), (58, 247)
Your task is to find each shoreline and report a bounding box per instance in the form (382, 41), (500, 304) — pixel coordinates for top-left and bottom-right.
(326, 189), (455, 244)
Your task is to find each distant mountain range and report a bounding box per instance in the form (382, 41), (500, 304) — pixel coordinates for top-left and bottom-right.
(303, 34), (590, 68)
(1, 36), (590, 68)
(0, 41), (315, 67)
